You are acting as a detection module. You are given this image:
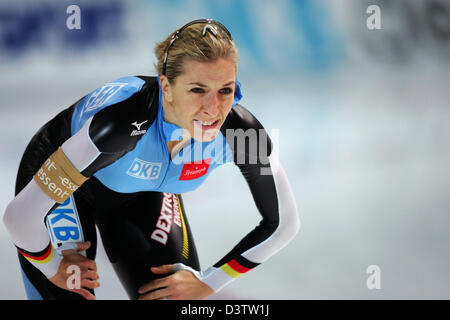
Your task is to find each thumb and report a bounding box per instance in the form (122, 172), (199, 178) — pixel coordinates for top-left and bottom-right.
(151, 264), (174, 274)
(60, 241), (90, 256)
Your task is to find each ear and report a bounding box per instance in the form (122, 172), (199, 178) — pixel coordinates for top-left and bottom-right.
(160, 75), (173, 103)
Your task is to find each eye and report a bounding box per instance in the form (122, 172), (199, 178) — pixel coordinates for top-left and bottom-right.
(190, 87), (205, 94)
(219, 87), (233, 95)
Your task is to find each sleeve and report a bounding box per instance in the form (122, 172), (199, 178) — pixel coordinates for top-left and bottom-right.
(200, 154), (300, 293)
(177, 105), (300, 292)
(2, 79), (155, 278)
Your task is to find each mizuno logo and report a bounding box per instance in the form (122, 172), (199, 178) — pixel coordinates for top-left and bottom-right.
(131, 120), (147, 130)
(130, 120), (148, 136)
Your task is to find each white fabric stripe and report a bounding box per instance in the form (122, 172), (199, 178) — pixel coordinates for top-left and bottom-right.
(171, 263), (235, 293)
(201, 266), (235, 293)
(3, 180), (56, 252)
(241, 153), (300, 263)
(3, 179), (64, 278)
(61, 117), (100, 172)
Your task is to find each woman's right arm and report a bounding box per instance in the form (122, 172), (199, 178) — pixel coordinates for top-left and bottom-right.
(3, 117), (102, 298)
(3, 76), (156, 297)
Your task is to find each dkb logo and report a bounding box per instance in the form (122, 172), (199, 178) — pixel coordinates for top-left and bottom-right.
(126, 158), (162, 180)
(45, 195), (84, 248)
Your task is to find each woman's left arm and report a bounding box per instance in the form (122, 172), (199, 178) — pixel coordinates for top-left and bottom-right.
(196, 104), (300, 293)
(138, 105), (300, 299)
(197, 150), (300, 293)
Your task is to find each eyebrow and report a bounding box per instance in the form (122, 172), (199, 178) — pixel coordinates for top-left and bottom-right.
(187, 81), (235, 87)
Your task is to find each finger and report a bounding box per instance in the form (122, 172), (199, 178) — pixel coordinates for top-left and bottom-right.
(59, 242), (79, 256)
(61, 248), (79, 256)
(81, 279), (100, 290)
(82, 269), (99, 280)
(62, 241), (91, 256)
(138, 277), (170, 294)
(151, 264), (174, 274)
(76, 241), (91, 252)
(79, 259), (97, 271)
(138, 287), (172, 300)
(73, 288), (96, 300)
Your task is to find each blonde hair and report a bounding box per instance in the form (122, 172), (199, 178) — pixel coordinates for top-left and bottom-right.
(154, 21), (239, 83)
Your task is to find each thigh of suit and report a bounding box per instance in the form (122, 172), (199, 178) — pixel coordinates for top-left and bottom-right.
(90, 178), (200, 300)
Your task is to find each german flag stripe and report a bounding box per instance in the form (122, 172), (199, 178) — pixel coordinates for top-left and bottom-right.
(228, 259), (252, 273)
(234, 255), (260, 270)
(220, 259), (256, 278)
(17, 243), (53, 264)
(221, 263), (241, 278)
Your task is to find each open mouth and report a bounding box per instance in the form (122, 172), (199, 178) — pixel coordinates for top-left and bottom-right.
(193, 119), (219, 131)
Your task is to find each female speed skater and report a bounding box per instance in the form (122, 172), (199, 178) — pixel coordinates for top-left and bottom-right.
(3, 19), (300, 300)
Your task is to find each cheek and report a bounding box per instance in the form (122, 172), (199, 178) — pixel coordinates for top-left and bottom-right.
(221, 101), (233, 116)
(174, 95), (198, 118)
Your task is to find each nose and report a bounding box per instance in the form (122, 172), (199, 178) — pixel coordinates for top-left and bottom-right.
(203, 92), (220, 117)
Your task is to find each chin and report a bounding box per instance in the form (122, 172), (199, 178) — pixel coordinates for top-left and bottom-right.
(190, 122), (222, 142)
(192, 130), (220, 142)
(193, 134), (217, 142)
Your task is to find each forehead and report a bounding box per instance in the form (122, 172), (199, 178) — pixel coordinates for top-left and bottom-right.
(177, 58), (236, 84)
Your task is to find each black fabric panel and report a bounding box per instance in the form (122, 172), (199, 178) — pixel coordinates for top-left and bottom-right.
(15, 242), (52, 258)
(82, 76), (159, 174)
(80, 151), (127, 177)
(85, 177), (200, 300)
(214, 104), (280, 267)
(15, 103), (76, 195)
(220, 104), (273, 165)
(88, 92), (152, 153)
(235, 254), (260, 270)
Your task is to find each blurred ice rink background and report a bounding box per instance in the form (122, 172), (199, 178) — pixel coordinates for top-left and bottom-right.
(0, 0), (449, 299)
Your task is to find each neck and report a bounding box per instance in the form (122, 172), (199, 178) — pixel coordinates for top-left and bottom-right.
(166, 131), (191, 157)
(162, 96), (177, 125)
